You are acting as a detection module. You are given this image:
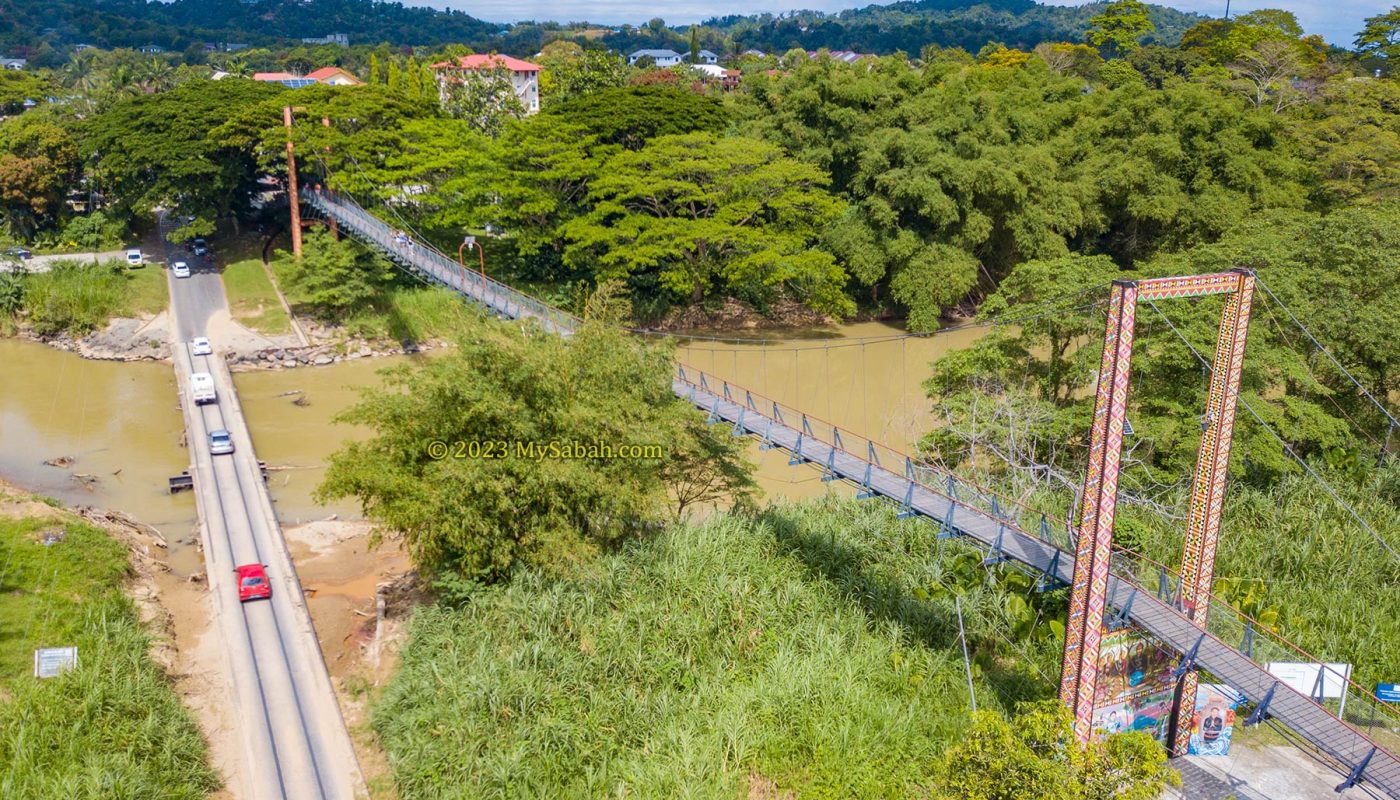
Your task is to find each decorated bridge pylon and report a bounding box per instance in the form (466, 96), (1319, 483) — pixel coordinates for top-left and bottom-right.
(1059, 269), (1256, 754)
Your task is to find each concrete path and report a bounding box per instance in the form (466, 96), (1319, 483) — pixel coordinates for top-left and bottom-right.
(0, 249), (128, 272)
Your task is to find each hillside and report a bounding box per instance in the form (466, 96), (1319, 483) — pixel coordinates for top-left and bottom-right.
(698, 0), (1209, 54)
(0, 0), (497, 53)
(0, 0), (1211, 59)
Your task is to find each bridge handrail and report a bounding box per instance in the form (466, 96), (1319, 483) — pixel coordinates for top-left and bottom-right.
(304, 188), (582, 334)
(674, 362), (1400, 737)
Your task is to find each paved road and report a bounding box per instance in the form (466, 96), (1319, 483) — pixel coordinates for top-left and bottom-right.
(165, 214), (365, 799)
(0, 249), (128, 273)
(157, 214), (227, 340)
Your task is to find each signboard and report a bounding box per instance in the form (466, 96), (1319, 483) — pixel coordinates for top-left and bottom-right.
(1267, 662), (1352, 700)
(1187, 683), (1242, 756)
(1376, 683), (1400, 704)
(1091, 627), (1176, 742)
(33, 646), (78, 678)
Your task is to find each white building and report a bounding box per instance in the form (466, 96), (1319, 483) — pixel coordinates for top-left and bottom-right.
(431, 54), (542, 115)
(628, 49), (683, 67)
(302, 33), (350, 47)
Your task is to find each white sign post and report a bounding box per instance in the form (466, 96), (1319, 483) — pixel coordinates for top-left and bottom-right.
(1268, 662), (1353, 717)
(33, 646), (78, 678)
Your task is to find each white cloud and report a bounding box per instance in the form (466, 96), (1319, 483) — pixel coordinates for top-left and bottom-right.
(438, 0), (1372, 47)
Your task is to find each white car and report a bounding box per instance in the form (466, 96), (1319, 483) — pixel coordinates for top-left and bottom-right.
(172, 261), (191, 278)
(125, 249), (143, 267)
(190, 337), (212, 356)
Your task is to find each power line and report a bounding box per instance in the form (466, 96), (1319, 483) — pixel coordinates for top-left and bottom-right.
(1143, 297), (1400, 564)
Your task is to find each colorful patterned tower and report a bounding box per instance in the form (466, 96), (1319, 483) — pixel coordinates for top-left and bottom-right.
(1059, 270), (1255, 746)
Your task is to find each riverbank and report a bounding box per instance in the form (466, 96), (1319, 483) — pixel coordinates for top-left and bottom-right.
(0, 478), (220, 797)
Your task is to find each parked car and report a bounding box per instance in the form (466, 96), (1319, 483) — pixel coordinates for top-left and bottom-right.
(208, 428), (234, 455)
(125, 248), (143, 267)
(190, 337), (212, 356)
(191, 238), (209, 256)
(2, 246), (31, 261)
(235, 563), (271, 602)
(172, 261), (190, 278)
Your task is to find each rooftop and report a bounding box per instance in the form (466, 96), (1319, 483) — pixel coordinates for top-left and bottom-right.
(431, 54), (542, 72)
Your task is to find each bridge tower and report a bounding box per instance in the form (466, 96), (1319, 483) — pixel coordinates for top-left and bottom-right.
(1059, 270), (1256, 752)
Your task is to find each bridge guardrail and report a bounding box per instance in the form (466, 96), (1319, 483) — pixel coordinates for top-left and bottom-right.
(674, 363), (1400, 745)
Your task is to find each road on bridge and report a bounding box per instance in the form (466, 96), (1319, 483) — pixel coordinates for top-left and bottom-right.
(160, 212), (365, 799)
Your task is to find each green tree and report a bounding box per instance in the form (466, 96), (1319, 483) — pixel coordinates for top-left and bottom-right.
(540, 50), (630, 107)
(368, 53), (381, 84)
(441, 66), (527, 137)
(1085, 0), (1155, 58)
(276, 229), (393, 317)
(563, 133), (852, 316)
(1356, 7), (1400, 63)
(84, 78), (284, 224)
(316, 286), (756, 585)
(0, 70), (53, 115)
(544, 85), (727, 150)
(937, 702), (1176, 800)
(0, 114), (81, 242)
(689, 26), (700, 64)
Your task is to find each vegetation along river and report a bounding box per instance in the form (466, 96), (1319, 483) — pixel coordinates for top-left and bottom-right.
(0, 321), (990, 565)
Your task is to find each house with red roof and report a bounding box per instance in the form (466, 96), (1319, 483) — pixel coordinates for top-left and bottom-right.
(305, 66), (364, 86)
(431, 54), (542, 115)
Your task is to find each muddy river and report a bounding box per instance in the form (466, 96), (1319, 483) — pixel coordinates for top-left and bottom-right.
(0, 321), (988, 569)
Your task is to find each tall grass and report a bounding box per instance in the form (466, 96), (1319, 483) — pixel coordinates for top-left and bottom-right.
(373, 499), (1062, 799)
(0, 503), (219, 798)
(15, 260), (166, 336)
(344, 286), (467, 343)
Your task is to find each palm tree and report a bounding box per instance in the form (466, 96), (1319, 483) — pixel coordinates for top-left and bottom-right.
(138, 58), (175, 93)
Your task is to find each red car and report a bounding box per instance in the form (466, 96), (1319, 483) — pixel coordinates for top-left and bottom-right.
(235, 563), (272, 602)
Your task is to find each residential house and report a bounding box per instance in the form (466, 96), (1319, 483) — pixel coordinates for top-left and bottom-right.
(139, 44), (166, 54)
(431, 54), (541, 115)
(252, 67), (363, 88)
(692, 63), (740, 89)
(808, 50), (875, 64)
(305, 66), (363, 86)
(742, 49), (767, 58)
(0, 58), (27, 70)
(302, 33), (350, 46)
(253, 71), (318, 88)
(628, 48), (683, 67)
(697, 49), (719, 65)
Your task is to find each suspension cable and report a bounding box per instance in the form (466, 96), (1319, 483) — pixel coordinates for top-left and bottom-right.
(1143, 297), (1400, 564)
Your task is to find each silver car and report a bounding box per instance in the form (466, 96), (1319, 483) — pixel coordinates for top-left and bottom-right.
(209, 429), (234, 455)
(172, 261), (191, 278)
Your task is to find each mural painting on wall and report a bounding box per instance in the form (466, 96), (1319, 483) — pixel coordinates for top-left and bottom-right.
(1187, 683), (1241, 756)
(1091, 626), (1176, 742)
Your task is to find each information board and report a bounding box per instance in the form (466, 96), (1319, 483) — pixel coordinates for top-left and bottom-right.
(33, 646), (78, 678)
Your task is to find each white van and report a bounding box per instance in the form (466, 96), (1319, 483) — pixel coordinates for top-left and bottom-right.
(189, 372), (216, 405)
(125, 249), (143, 267)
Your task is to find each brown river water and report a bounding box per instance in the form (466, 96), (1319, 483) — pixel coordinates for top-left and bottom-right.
(0, 321), (989, 570)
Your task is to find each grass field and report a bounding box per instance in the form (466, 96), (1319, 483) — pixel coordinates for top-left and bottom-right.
(222, 258), (291, 335)
(342, 286), (465, 343)
(0, 490), (218, 798)
(373, 499), (1062, 799)
(123, 261), (169, 317)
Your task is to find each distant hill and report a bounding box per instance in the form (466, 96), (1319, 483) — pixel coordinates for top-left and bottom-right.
(0, 0), (497, 53)
(0, 0), (1210, 60)
(696, 0), (1210, 55)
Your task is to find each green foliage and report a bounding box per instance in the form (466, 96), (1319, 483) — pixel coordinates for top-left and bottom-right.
(372, 497), (1073, 799)
(0, 70), (52, 115)
(54, 211), (126, 252)
(0, 500), (218, 798)
(17, 260), (139, 336)
(441, 67), (528, 138)
(83, 78), (284, 223)
(544, 85), (728, 151)
(563, 133), (851, 316)
(274, 229), (394, 319)
(316, 290), (756, 584)
(1086, 0), (1156, 58)
(1355, 7), (1400, 62)
(539, 49), (630, 107)
(0, 113), (80, 242)
(937, 702), (1176, 800)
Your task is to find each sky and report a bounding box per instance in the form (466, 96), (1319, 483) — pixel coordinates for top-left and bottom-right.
(437, 0), (1375, 47)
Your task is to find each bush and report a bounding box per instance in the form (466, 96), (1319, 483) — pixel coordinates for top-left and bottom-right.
(20, 261), (129, 336)
(54, 211), (128, 253)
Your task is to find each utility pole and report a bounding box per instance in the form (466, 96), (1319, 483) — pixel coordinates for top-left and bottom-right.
(283, 106), (302, 259)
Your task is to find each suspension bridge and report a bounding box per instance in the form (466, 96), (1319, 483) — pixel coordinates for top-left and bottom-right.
(303, 186), (1400, 798)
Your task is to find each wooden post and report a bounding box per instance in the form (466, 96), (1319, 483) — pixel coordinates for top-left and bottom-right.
(283, 106), (302, 259)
